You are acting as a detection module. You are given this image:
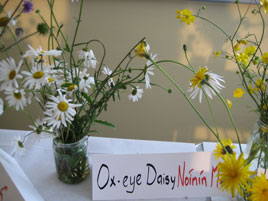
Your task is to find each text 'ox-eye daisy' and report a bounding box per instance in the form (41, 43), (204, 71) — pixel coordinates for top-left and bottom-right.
(188, 66), (225, 103)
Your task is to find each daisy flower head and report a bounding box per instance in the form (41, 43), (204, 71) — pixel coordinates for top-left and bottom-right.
(78, 49), (97, 69)
(23, 45), (62, 62)
(102, 66), (115, 87)
(44, 90), (81, 129)
(176, 9), (195, 25)
(145, 53), (157, 89)
(0, 57), (23, 91)
(134, 40), (150, 58)
(213, 138), (236, 160)
(0, 98), (4, 116)
(4, 88), (27, 111)
(79, 76), (95, 94)
(21, 63), (49, 90)
(249, 173), (268, 201)
(128, 86), (143, 102)
(218, 153), (253, 198)
(29, 117), (45, 134)
(188, 67), (225, 103)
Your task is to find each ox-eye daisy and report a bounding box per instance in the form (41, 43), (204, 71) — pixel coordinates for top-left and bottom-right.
(0, 57), (23, 91)
(102, 66), (115, 87)
(78, 49), (97, 68)
(44, 90), (81, 129)
(23, 45), (62, 60)
(21, 64), (49, 90)
(145, 53), (157, 89)
(128, 86), (143, 102)
(79, 76), (95, 93)
(4, 88), (27, 111)
(188, 67), (225, 103)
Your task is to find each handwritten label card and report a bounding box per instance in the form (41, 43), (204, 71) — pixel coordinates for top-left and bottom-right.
(92, 152), (228, 200)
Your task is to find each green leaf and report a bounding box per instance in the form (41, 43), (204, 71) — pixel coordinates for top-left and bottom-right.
(94, 120), (115, 129)
(82, 93), (93, 104)
(64, 43), (71, 52)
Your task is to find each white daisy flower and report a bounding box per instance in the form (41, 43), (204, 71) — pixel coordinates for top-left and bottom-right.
(44, 90), (81, 129)
(79, 77), (95, 93)
(102, 66), (115, 87)
(78, 49), (97, 68)
(188, 67), (225, 103)
(21, 63), (49, 90)
(0, 98), (4, 115)
(23, 45), (62, 58)
(0, 57), (23, 91)
(29, 117), (45, 134)
(7, 11), (16, 27)
(145, 53), (157, 89)
(4, 88), (27, 111)
(128, 86), (144, 102)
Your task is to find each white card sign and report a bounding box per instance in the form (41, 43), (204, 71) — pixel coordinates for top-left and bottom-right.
(92, 152), (228, 200)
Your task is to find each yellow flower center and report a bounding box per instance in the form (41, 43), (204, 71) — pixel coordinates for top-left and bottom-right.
(57, 101), (68, 112)
(190, 67), (208, 88)
(48, 77), (54, 83)
(33, 71), (44, 79)
(67, 84), (78, 91)
(9, 70), (16, 80)
(14, 91), (22, 100)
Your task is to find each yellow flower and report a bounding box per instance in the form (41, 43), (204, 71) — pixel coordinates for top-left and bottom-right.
(218, 153), (253, 197)
(134, 41), (149, 58)
(226, 99), (232, 109)
(176, 9), (195, 25)
(263, 104), (267, 110)
(236, 53), (249, 66)
(248, 85), (254, 94)
(249, 174), (268, 201)
(190, 67), (207, 88)
(213, 138), (235, 160)
(213, 51), (221, 58)
(244, 45), (256, 56)
(234, 44), (241, 51)
(261, 0), (268, 13)
(233, 88), (244, 98)
(238, 39), (248, 45)
(255, 78), (266, 91)
(262, 52), (268, 64)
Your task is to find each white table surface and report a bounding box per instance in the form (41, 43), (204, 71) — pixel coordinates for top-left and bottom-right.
(0, 129), (232, 201)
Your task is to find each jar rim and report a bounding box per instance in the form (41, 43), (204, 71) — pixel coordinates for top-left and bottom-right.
(53, 135), (88, 148)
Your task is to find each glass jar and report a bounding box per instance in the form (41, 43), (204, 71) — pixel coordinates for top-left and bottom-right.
(245, 118), (268, 171)
(52, 136), (89, 184)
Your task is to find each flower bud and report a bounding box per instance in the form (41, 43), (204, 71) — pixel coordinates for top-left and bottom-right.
(168, 89), (172, 94)
(183, 44), (187, 52)
(15, 27), (24, 38)
(37, 23), (49, 35)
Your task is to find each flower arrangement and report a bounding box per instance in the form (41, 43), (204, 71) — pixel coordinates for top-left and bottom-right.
(0, 0), (158, 145)
(132, 0), (268, 200)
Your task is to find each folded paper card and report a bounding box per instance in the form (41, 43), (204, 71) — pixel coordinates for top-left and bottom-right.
(0, 148), (44, 201)
(92, 152), (228, 200)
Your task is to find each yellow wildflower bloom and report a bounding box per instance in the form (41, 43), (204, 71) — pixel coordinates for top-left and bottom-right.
(248, 85), (254, 94)
(190, 67), (207, 88)
(226, 99), (232, 109)
(261, 52), (268, 64)
(176, 9), (195, 25)
(261, 0), (268, 13)
(213, 138), (235, 160)
(244, 45), (256, 56)
(249, 174), (268, 201)
(263, 104), (267, 110)
(236, 52), (249, 66)
(234, 44), (241, 51)
(238, 39), (248, 45)
(218, 153), (253, 197)
(213, 51), (221, 58)
(134, 41), (149, 58)
(255, 78), (266, 91)
(233, 88), (244, 98)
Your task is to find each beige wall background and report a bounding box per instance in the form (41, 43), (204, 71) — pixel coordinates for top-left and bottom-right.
(1, 0), (265, 143)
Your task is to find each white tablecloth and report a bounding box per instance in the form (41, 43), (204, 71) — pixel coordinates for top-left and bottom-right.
(0, 129), (231, 201)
